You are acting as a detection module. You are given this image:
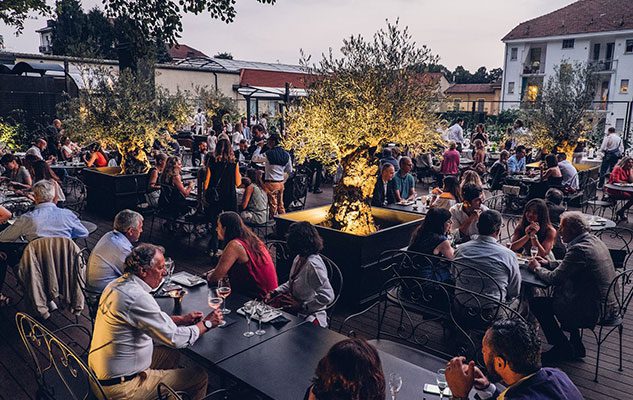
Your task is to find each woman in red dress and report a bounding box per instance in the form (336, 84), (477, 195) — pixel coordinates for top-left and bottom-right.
(205, 211), (277, 298)
(607, 156), (633, 221)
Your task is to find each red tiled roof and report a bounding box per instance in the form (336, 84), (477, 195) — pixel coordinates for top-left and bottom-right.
(239, 68), (314, 89)
(168, 44), (208, 60)
(445, 83), (497, 94)
(503, 0), (633, 41)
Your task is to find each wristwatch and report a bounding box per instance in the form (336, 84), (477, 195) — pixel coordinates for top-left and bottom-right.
(203, 320), (213, 330)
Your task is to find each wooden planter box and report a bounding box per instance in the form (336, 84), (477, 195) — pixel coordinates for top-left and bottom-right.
(275, 206), (423, 308)
(83, 167), (149, 217)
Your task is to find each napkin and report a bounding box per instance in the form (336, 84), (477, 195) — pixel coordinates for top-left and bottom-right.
(269, 315), (291, 329)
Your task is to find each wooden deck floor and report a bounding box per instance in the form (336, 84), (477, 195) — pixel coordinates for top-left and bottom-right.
(0, 182), (631, 399)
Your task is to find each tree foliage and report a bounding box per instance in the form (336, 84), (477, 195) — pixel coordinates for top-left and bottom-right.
(102, 0), (276, 45)
(285, 21), (441, 235)
(194, 86), (238, 132)
(524, 62), (597, 152)
(1, 0), (50, 35)
(214, 51), (233, 59)
(419, 63), (502, 84)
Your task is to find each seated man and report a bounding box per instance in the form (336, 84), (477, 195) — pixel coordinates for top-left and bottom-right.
(89, 244), (223, 399)
(235, 139), (251, 164)
(0, 180), (88, 242)
(556, 153), (579, 191)
(528, 212), (618, 362)
(371, 163), (397, 207)
(446, 318), (583, 400)
(449, 183), (488, 242)
(454, 210), (521, 304)
(87, 209), (143, 293)
(507, 145), (527, 174)
(393, 156), (416, 202)
(379, 147), (399, 172)
(544, 188), (565, 225)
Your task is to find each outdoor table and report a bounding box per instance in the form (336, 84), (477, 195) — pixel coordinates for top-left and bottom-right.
(519, 266), (549, 289)
(526, 161), (597, 172)
(217, 322), (478, 400)
(156, 284), (304, 365)
(51, 162), (87, 170)
(506, 174), (541, 184)
(582, 213), (616, 231)
(580, 157), (602, 167)
(80, 220), (98, 235)
(604, 183), (633, 193)
(383, 202), (428, 215)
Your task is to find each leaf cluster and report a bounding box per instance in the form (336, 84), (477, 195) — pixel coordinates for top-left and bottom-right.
(1, 0), (50, 35)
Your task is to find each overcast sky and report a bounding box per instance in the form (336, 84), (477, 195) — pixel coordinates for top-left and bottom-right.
(1, 0), (573, 71)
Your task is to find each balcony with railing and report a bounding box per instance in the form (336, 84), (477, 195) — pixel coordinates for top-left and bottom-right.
(522, 61), (545, 76)
(589, 59), (618, 73)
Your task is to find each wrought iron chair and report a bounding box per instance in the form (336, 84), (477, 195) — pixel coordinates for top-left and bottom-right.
(321, 254), (343, 313)
(284, 172), (309, 212)
(501, 213), (522, 243)
(582, 178), (616, 218)
(482, 193), (506, 212)
(74, 247), (100, 327)
(157, 383), (229, 400)
(585, 269), (633, 382)
(596, 227), (633, 271)
(245, 202), (275, 241)
(150, 184), (208, 245)
(61, 176), (87, 217)
(15, 311), (107, 400)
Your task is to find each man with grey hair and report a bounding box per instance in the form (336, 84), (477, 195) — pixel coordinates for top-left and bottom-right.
(528, 211), (618, 363)
(0, 180), (88, 242)
(87, 209), (143, 292)
(89, 243), (222, 399)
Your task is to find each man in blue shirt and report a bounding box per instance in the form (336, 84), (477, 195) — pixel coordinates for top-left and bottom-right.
(446, 318), (582, 400)
(393, 156), (416, 202)
(507, 146), (527, 174)
(87, 209), (144, 292)
(0, 180), (88, 242)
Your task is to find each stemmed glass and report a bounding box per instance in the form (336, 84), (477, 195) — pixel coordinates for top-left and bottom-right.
(530, 245), (538, 259)
(243, 303), (255, 337)
(164, 258), (175, 285)
(388, 373), (402, 400)
(254, 301), (267, 336)
(207, 289), (226, 327)
(217, 277), (232, 314)
(436, 369), (447, 400)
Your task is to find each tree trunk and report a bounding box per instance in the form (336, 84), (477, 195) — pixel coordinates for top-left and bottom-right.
(326, 150), (378, 235)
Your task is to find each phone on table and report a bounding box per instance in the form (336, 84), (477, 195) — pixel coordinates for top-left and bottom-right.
(423, 383), (452, 396)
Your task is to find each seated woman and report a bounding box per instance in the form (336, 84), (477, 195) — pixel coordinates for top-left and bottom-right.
(146, 152), (167, 205)
(489, 150), (509, 191)
(472, 139), (487, 174)
(305, 338), (385, 400)
(31, 160), (66, 203)
(531, 154), (563, 199)
(471, 123), (489, 144)
(205, 211), (277, 298)
(607, 156), (633, 221)
(510, 198), (557, 258)
(240, 168), (268, 224)
(59, 136), (79, 161)
(158, 156), (194, 217)
(407, 207), (454, 282)
(0, 154), (32, 189)
(459, 170), (484, 199)
(430, 175), (460, 210)
(266, 222), (334, 327)
(83, 143), (108, 167)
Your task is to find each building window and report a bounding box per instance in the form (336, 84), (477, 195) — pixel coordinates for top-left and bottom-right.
(621, 80), (630, 94)
(615, 119), (625, 133)
(453, 99), (461, 111)
(510, 48), (518, 61)
(507, 82), (515, 94)
(626, 39), (633, 54)
(562, 39), (575, 49)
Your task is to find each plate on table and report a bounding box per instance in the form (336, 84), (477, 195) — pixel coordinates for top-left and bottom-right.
(614, 183), (633, 187)
(397, 200), (414, 206)
(170, 271), (207, 287)
(237, 301), (282, 323)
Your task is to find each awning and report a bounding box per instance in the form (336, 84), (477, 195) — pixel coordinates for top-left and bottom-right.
(237, 85), (307, 100)
(11, 61), (65, 76)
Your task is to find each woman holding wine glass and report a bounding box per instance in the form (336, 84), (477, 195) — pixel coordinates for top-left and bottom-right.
(204, 212), (277, 298)
(510, 199), (557, 258)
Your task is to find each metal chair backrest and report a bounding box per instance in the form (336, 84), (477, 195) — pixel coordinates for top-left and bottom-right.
(321, 254), (343, 311)
(502, 213), (522, 242)
(157, 383), (229, 400)
(585, 178), (599, 202)
(482, 194), (505, 212)
(286, 173), (309, 211)
(602, 269), (633, 324)
(267, 240), (292, 282)
(61, 176), (87, 213)
(597, 227), (633, 270)
(15, 312), (107, 400)
(74, 247), (100, 325)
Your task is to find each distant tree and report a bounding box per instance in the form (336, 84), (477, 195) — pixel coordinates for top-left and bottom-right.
(487, 67), (503, 82)
(51, 0), (89, 57)
(1, 0), (50, 35)
(214, 52), (233, 60)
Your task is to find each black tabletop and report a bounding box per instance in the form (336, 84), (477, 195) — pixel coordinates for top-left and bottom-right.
(383, 203), (428, 215)
(218, 322), (473, 400)
(156, 284), (304, 365)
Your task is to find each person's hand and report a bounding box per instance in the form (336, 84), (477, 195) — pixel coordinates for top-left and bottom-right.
(527, 258), (540, 271)
(180, 311), (204, 325)
(472, 365), (490, 390)
(204, 269), (215, 284)
(445, 357), (475, 398)
(276, 293), (302, 312)
(201, 309), (223, 330)
(263, 291), (276, 304)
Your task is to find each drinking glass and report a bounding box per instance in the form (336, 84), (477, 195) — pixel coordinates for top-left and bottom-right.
(388, 373), (402, 400)
(217, 277), (232, 314)
(254, 302), (267, 336)
(164, 258), (175, 285)
(436, 369), (447, 399)
(530, 246), (538, 259)
(208, 289), (226, 327)
(243, 302), (255, 337)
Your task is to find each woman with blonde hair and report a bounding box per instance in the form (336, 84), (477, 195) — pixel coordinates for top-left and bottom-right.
(459, 170), (484, 199)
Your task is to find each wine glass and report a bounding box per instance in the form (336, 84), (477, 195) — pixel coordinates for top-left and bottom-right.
(208, 289), (226, 327)
(254, 302), (267, 336)
(530, 245), (538, 259)
(217, 277), (232, 314)
(388, 373), (402, 400)
(243, 302), (255, 337)
(164, 258), (175, 285)
(436, 369), (447, 399)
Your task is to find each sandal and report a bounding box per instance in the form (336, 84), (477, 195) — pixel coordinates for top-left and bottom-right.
(0, 293), (11, 307)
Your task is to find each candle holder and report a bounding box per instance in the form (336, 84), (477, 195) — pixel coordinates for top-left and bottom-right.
(169, 289), (187, 314)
